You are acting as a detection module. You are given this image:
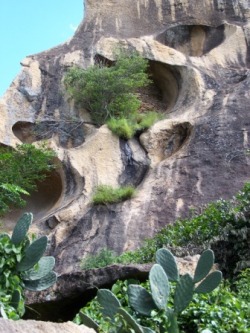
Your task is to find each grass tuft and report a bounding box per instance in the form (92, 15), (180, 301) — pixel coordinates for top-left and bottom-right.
(92, 185), (136, 205)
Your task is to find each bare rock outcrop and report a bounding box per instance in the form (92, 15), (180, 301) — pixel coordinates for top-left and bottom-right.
(0, 319), (94, 333)
(0, 0), (249, 277)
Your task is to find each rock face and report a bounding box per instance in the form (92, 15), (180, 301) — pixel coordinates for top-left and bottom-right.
(0, 0), (250, 277)
(0, 319), (94, 333)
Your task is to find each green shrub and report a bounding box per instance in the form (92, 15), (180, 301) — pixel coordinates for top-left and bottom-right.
(136, 111), (164, 131)
(114, 182), (250, 277)
(81, 248), (118, 270)
(107, 118), (136, 140)
(0, 143), (56, 215)
(180, 282), (249, 333)
(234, 268), (250, 303)
(92, 185), (135, 205)
(107, 111), (163, 140)
(64, 53), (150, 126)
(0, 213), (57, 319)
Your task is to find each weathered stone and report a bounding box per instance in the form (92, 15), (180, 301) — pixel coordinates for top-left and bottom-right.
(0, 0), (249, 280)
(0, 319), (94, 333)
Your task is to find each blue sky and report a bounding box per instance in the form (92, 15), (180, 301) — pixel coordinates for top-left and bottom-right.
(0, 1), (83, 97)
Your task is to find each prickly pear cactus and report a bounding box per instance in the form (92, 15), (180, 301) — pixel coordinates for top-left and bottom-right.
(156, 248), (179, 282)
(0, 212), (57, 319)
(17, 236), (48, 272)
(11, 212), (32, 245)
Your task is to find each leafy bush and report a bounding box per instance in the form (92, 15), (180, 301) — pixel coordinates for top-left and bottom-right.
(234, 268), (250, 304)
(180, 282), (249, 333)
(81, 248), (118, 270)
(0, 213), (57, 319)
(92, 185), (135, 205)
(114, 183), (250, 277)
(64, 53), (150, 126)
(0, 143), (56, 215)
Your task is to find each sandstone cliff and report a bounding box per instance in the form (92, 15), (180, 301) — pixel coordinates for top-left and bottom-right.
(0, 0), (250, 276)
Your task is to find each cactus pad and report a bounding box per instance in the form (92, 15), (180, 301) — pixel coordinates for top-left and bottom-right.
(22, 256), (55, 280)
(117, 308), (144, 333)
(128, 285), (157, 316)
(149, 264), (169, 310)
(97, 289), (121, 320)
(11, 213), (33, 245)
(195, 270), (222, 293)
(79, 312), (99, 330)
(193, 249), (214, 283)
(24, 271), (57, 291)
(17, 236), (48, 271)
(174, 273), (194, 314)
(156, 248), (179, 282)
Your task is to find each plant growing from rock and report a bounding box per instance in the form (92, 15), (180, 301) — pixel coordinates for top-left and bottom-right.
(64, 52), (150, 126)
(0, 143), (56, 215)
(106, 111), (163, 140)
(81, 248), (118, 270)
(92, 185), (135, 205)
(0, 213), (57, 319)
(78, 248), (222, 333)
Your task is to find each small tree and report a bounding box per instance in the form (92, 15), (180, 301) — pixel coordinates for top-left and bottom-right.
(0, 144), (56, 215)
(64, 53), (150, 125)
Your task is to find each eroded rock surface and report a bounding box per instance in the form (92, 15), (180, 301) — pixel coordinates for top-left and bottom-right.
(0, 0), (250, 277)
(0, 319), (94, 333)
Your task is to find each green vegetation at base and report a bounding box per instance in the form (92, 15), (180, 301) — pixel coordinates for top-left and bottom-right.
(77, 183), (250, 331)
(75, 249), (249, 333)
(75, 270), (250, 332)
(0, 213), (57, 320)
(0, 143), (56, 215)
(92, 185), (136, 205)
(114, 182), (250, 277)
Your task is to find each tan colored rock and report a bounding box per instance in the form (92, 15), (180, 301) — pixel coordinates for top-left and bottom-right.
(0, 319), (94, 333)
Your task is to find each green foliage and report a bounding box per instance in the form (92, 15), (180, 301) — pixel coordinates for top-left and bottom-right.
(180, 282), (250, 333)
(127, 249), (221, 333)
(0, 213), (57, 319)
(64, 53), (150, 126)
(107, 111), (163, 140)
(114, 183), (250, 277)
(81, 248), (118, 270)
(0, 143), (56, 215)
(234, 268), (250, 303)
(76, 248), (222, 333)
(107, 118), (136, 140)
(75, 275), (249, 333)
(135, 111), (164, 131)
(92, 185), (135, 205)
